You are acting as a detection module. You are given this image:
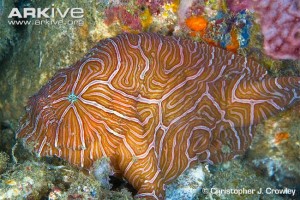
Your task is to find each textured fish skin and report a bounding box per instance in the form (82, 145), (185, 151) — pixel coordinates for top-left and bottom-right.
(17, 33), (300, 199)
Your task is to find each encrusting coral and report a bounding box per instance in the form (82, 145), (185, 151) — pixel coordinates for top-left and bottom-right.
(0, 152), (9, 174)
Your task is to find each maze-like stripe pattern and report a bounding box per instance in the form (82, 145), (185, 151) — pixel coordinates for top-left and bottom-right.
(17, 33), (300, 199)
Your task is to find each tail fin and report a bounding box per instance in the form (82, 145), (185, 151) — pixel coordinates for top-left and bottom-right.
(226, 76), (300, 127)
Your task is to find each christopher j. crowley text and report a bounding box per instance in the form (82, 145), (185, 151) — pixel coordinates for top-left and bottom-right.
(201, 187), (296, 196)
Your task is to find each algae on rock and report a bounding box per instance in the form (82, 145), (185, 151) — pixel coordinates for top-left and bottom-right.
(0, 0), (15, 62)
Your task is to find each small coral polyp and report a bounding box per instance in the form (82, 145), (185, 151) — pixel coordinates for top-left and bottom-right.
(17, 33), (300, 199)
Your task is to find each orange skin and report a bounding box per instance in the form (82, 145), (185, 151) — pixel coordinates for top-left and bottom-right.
(17, 33), (300, 199)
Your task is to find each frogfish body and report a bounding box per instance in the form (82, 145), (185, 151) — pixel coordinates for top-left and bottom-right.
(17, 33), (300, 199)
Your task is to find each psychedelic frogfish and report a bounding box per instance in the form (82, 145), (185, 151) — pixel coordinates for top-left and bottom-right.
(17, 33), (300, 199)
